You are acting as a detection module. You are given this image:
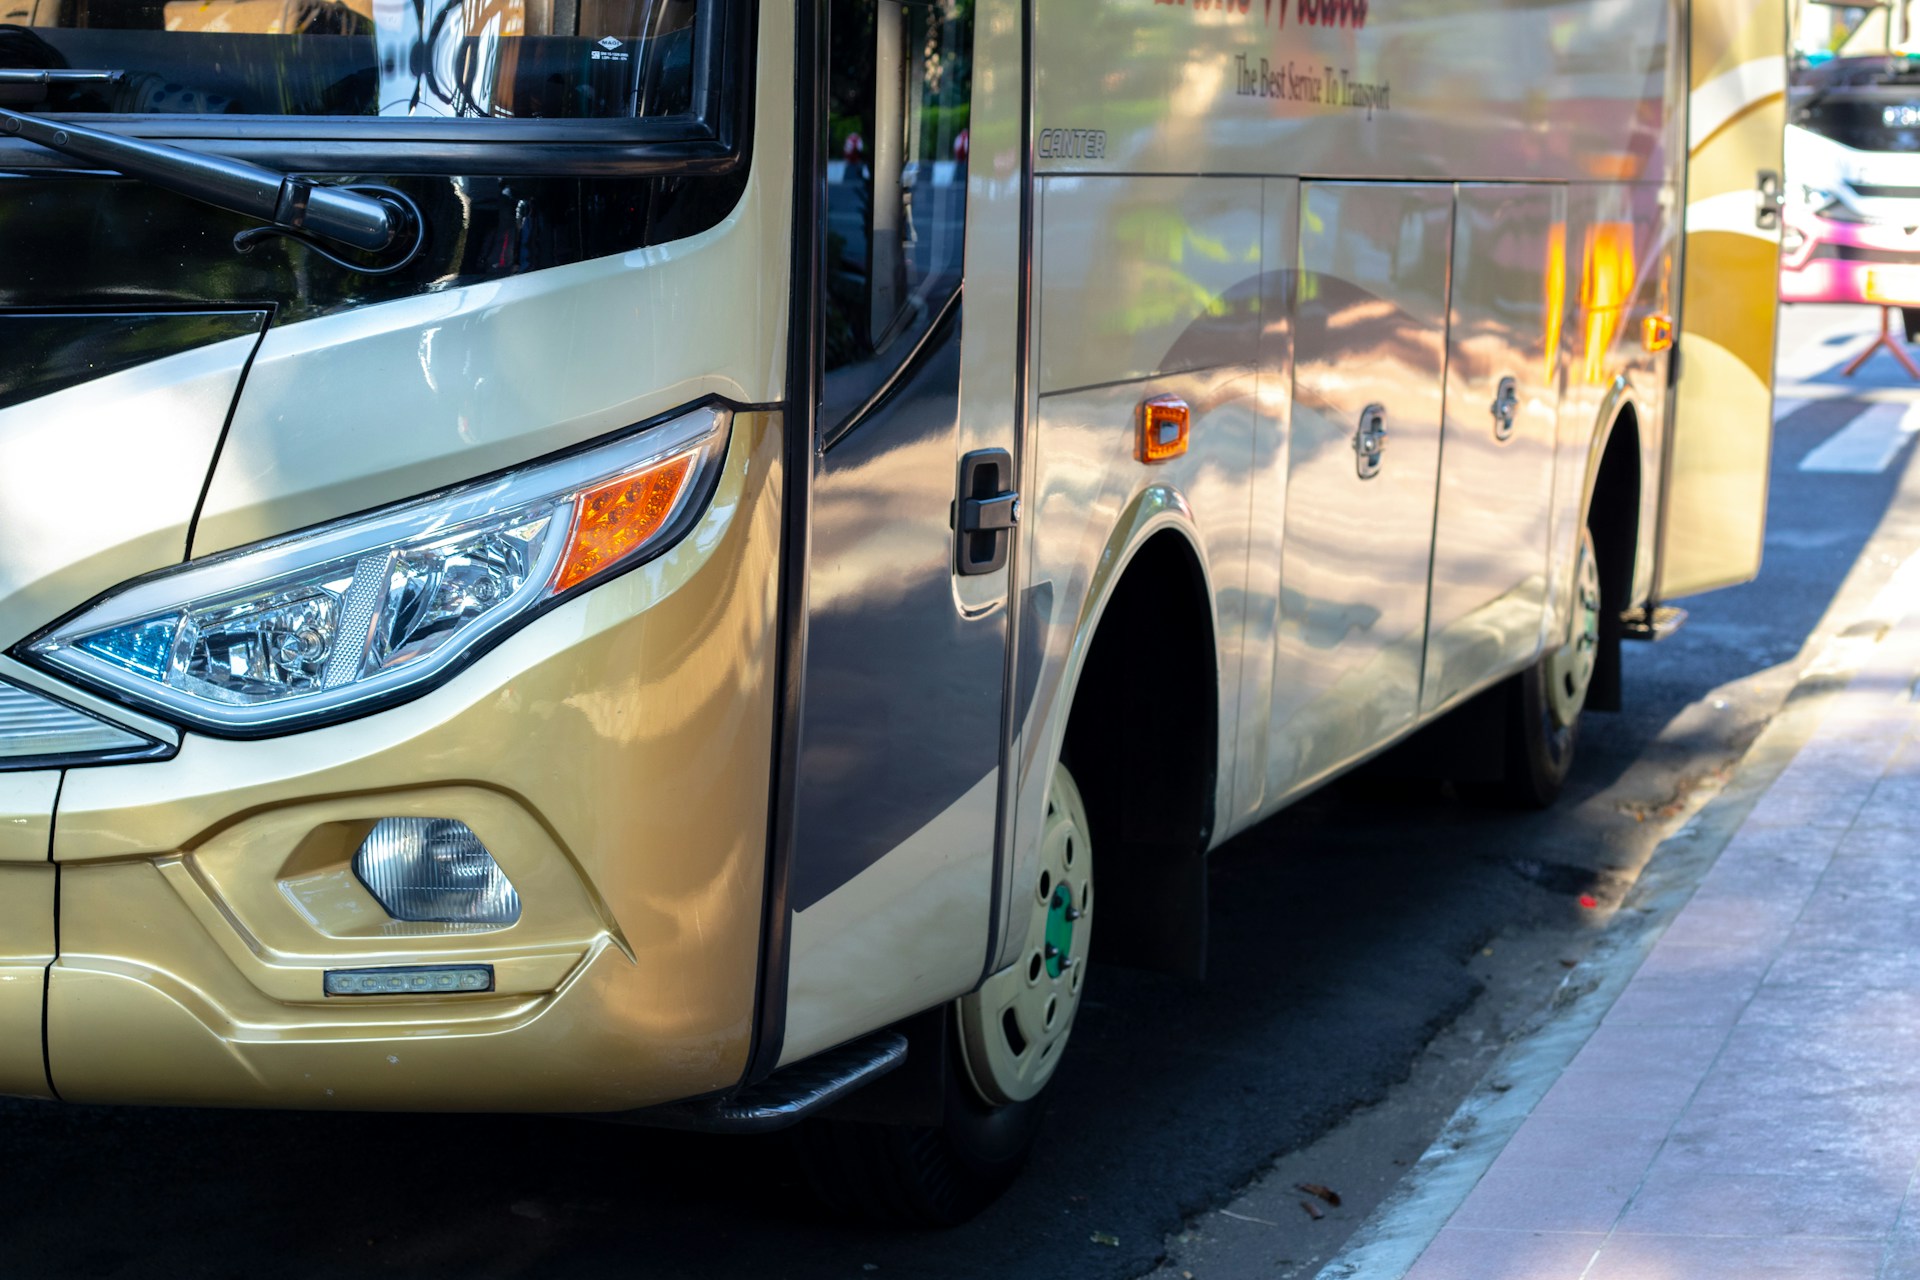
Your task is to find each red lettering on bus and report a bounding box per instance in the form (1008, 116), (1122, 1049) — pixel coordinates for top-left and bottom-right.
(1161, 0), (1368, 28)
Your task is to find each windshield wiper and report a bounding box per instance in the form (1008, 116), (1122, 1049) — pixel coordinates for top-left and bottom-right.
(0, 90), (422, 271)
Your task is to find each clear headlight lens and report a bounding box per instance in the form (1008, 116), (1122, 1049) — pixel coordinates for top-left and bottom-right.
(22, 405), (728, 735)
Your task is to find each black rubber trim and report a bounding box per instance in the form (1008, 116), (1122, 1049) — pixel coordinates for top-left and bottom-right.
(1812, 242), (1920, 264)
(184, 311), (271, 561)
(820, 287), (962, 454)
(9, 395), (753, 741)
(977, 0), (1035, 991)
(634, 1031), (906, 1133)
(0, 309), (267, 413)
(0, 741), (172, 773)
(40, 770), (63, 1102)
(739, 0), (823, 1092)
(0, 0), (757, 179)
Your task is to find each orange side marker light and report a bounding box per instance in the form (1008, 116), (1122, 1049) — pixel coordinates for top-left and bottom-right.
(1139, 395), (1190, 464)
(553, 452), (694, 592)
(1643, 313), (1674, 353)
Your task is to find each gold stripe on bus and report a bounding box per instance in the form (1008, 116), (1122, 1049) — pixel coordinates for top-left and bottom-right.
(1689, 90), (1787, 159)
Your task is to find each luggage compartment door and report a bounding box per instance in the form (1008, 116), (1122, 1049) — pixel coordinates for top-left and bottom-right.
(1271, 183), (1453, 797)
(1658, 0), (1787, 599)
(1425, 185), (1567, 714)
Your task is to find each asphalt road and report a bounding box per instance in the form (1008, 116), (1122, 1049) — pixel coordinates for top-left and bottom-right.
(1, 306), (1910, 1280)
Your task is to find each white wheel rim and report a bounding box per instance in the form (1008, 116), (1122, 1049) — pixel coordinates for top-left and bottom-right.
(1548, 528), (1601, 730)
(957, 763), (1093, 1106)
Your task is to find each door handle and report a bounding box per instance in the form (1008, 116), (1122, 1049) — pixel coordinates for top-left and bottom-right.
(1353, 404), (1387, 479)
(1756, 169), (1784, 232)
(954, 447), (1018, 575)
(1490, 376), (1519, 442)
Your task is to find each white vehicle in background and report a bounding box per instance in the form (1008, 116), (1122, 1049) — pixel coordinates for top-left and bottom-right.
(1783, 54), (1920, 314)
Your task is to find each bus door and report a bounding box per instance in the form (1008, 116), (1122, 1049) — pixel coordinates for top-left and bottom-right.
(778, 0), (1018, 1064)
(1271, 183), (1453, 796)
(1423, 186), (1567, 714)
(1657, 0), (1787, 599)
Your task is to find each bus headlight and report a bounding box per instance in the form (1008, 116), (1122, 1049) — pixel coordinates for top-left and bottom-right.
(20, 404), (729, 736)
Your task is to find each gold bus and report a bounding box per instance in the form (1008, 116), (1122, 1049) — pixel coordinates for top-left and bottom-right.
(0, 0), (1781, 1222)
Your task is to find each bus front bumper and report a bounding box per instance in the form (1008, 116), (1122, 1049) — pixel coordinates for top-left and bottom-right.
(12, 416), (782, 1113)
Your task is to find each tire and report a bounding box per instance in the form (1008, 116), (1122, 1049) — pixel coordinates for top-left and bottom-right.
(791, 1034), (1046, 1225)
(792, 762), (1094, 1226)
(1482, 523), (1601, 809)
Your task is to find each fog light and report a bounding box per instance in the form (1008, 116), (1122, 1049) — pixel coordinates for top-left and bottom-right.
(352, 818), (521, 925)
(324, 965), (493, 996)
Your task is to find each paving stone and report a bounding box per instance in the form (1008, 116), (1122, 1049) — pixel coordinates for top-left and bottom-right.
(1448, 1156), (1641, 1233)
(1531, 1058), (1706, 1124)
(1585, 1233), (1885, 1280)
(1604, 947), (1768, 1027)
(1655, 893), (1802, 951)
(1766, 943), (1920, 990)
(1567, 1022), (1726, 1077)
(1743, 778), (1881, 830)
(1614, 1160), (1908, 1240)
(1402, 1228), (1603, 1280)
(1492, 1113), (1673, 1174)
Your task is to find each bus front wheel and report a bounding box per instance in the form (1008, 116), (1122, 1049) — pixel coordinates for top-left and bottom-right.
(793, 762), (1094, 1225)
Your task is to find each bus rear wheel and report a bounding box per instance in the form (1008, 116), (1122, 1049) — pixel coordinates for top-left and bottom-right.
(1485, 524), (1601, 809)
(793, 762), (1094, 1225)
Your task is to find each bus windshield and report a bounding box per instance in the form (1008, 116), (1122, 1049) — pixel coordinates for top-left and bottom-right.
(0, 0), (699, 120)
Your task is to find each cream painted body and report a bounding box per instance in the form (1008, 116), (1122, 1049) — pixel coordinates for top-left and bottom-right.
(989, 0), (1772, 996)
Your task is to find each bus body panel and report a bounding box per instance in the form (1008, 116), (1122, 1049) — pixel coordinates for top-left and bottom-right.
(190, 183), (792, 560)
(1545, 181), (1676, 648)
(1004, 172), (1262, 974)
(0, 859), (53, 1099)
(779, 326), (1005, 1067)
(1225, 176), (1301, 835)
(1657, 0), (1786, 600)
(0, 333), (263, 654)
(1030, 0), (1676, 186)
(1267, 182), (1450, 802)
(1423, 184), (1566, 718)
(783, 0), (1029, 1047)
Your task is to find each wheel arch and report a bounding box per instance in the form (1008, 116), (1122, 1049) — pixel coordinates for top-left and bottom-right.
(1580, 387), (1645, 714)
(1048, 489), (1221, 980)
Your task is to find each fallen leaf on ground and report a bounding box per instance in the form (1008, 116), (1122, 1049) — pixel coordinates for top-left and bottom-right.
(1299, 1200), (1324, 1221)
(1090, 1232), (1120, 1248)
(1296, 1182), (1342, 1207)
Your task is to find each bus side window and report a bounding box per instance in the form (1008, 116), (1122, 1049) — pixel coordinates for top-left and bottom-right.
(821, 0), (972, 434)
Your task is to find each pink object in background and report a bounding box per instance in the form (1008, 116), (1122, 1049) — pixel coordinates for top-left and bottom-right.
(1780, 208), (1920, 306)
(1781, 209), (1920, 380)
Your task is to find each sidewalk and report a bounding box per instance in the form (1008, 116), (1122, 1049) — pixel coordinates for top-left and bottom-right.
(1396, 553), (1920, 1279)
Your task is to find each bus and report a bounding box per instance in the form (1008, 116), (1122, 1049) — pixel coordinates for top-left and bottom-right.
(0, 0), (1782, 1224)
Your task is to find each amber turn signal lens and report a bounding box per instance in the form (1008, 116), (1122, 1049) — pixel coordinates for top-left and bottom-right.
(1139, 395), (1191, 464)
(553, 452), (694, 592)
(1642, 313), (1675, 353)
